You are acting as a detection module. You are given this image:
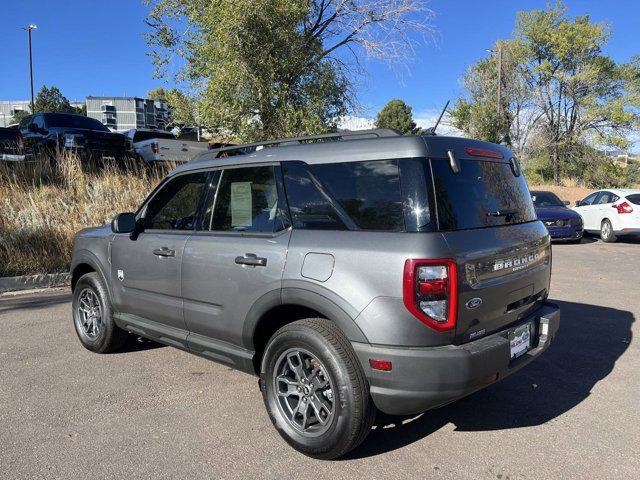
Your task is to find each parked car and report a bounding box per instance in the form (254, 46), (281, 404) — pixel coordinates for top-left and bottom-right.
(573, 189), (640, 242)
(123, 128), (209, 164)
(0, 126), (26, 162)
(19, 113), (134, 163)
(530, 190), (583, 242)
(70, 129), (560, 459)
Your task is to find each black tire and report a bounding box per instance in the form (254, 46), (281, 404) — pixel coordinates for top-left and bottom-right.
(72, 272), (128, 353)
(600, 219), (617, 243)
(260, 318), (376, 460)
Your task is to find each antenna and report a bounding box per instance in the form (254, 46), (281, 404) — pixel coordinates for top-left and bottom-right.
(423, 100), (450, 136)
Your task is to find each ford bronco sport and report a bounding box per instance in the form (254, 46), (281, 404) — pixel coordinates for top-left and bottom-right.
(70, 129), (560, 459)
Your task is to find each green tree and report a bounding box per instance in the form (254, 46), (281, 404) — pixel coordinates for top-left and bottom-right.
(74, 104), (87, 116)
(34, 85), (75, 114)
(451, 1), (640, 184)
(11, 110), (30, 124)
(144, 0), (433, 141)
(375, 99), (420, 135)
(147, 87), (168, 101)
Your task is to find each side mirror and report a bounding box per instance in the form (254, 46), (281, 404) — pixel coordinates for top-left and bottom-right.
(574, 200), (583, 207)
(28, 123), (38, 133)
(111, 212), (137, 234)
(563, 200), (570, 206)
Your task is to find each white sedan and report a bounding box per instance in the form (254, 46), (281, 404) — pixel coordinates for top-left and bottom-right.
(572, 189), (640, 242)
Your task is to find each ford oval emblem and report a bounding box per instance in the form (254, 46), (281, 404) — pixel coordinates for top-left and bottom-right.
(466, 297), (483, 309)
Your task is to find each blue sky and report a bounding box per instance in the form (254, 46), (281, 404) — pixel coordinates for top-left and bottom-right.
(1, 0), (638, 124)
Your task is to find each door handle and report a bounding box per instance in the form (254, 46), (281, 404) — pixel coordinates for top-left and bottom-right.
(153, 247), (175, 257)
(235, 253), (267, 267)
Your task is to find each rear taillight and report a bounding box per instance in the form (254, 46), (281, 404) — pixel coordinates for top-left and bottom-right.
(151, 142), (159, 154)
(613, 202), (633, 214)
(403, 259), (458, 332)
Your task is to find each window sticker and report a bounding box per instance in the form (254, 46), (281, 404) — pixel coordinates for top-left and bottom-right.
(231, 182), (253, 227)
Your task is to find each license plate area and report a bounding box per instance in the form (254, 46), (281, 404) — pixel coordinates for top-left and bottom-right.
(509, 322), (532, 359)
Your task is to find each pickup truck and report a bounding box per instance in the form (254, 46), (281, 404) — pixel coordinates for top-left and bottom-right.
(19, 113), (134, 164)
(123, 129), (209, 164)
(0, 126), (26, 162)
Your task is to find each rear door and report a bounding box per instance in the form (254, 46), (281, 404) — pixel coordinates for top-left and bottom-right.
(181, 164), (291, 357)
(426, 144), (551, 343)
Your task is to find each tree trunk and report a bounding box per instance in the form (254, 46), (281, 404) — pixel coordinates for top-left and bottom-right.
(552, 141), (560, 185)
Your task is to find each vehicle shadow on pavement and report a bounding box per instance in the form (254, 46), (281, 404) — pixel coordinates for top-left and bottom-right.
(346, 300), (634, 459)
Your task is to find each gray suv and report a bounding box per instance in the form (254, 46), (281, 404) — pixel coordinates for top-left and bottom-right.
(71, 129), (560, 459)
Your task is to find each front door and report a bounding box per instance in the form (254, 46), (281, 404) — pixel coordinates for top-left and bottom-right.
(574, 191), (600, 230)
(181, 164), (291, 358)
(110, 171), (209, 336)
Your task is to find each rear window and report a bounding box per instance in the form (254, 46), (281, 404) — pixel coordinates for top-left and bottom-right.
(133, 130), (175, 142)
(430, 158), (536, 230)
(627, 194), (640, 205)
(44, 113), (110, 132)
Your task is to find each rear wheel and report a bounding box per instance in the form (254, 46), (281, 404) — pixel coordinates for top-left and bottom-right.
(72, 272), (128, 353)
(260, 318), (376, 459)
(600, 219), (617, 243)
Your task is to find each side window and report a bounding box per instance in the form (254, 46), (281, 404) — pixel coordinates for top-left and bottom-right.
(143, 172), (208, 231)
(283, 160), (409, 232)
(310, 160), (405, 231)
(33, 115), (45, 130)
(19, 116), (31, 131)
(581, 192), (600, 205)
(595, 192), (614, 205)
(282, 161), (348, 230)
(210, 166), (282, 233)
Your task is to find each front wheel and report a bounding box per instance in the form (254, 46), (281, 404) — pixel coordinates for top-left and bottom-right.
(72, 272), (128, 353)
(600, 219), (617, 243)
(260, 318), (376, 460)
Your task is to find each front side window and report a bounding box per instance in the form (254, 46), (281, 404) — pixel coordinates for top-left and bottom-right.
(209, 166), (283, 233)
(143, 172), (208, 231)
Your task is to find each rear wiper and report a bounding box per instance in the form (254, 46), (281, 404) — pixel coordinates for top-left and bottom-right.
(486, 209), (518, 217)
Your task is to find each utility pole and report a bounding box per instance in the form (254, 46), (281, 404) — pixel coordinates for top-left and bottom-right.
(23, 24), (38, 113)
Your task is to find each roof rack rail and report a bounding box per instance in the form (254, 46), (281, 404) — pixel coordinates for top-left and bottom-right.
(198, 128), (401, 160)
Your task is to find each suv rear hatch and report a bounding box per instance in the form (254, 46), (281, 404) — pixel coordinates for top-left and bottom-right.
(424, 137), (551, 344)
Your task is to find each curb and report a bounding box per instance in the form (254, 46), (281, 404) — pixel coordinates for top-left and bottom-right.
(0, 273), (71, 294)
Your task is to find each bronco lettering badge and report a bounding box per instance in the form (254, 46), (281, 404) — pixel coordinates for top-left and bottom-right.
(493, 252), (542, 273)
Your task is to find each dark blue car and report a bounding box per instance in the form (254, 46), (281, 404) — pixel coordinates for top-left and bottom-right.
(531, 190), (583, 242)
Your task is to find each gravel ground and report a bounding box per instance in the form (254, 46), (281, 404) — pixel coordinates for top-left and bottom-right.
(1, 237), (638, 479)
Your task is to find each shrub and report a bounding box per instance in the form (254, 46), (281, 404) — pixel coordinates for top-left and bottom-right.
(0, 153), (169, 277)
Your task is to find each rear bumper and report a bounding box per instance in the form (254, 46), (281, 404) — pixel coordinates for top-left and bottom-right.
(352, 302), (560, 415)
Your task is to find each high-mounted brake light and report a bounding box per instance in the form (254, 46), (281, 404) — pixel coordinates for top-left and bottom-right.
(613, 202), (633, 214)
(464, 147), (504, 159)
(151, 142), (159, 154)
(403, 259), (458, 332)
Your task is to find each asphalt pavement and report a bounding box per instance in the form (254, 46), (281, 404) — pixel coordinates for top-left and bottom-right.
(1, 237), (638, 479)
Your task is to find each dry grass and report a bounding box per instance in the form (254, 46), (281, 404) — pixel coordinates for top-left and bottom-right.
(0, 154), (169, 277)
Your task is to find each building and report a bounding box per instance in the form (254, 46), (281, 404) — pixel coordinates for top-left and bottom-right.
(0, 100), (31, 127)
(85, 96), (170, 132)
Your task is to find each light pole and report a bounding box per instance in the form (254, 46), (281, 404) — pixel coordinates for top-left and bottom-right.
(23, 24), (37, 114)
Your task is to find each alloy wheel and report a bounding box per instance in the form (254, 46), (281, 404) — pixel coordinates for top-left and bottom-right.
(75, 288), (103, 340)
(273, 348), (335, 436)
